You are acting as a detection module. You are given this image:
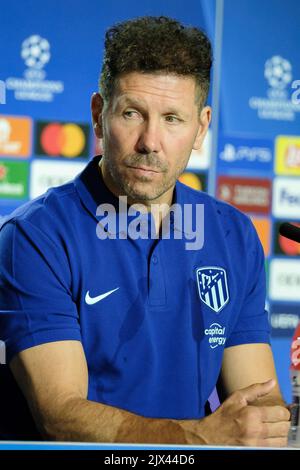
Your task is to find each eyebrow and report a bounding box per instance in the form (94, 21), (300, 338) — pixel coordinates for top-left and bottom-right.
(115, 96), (147, 109)
(115, 96), (189, 119)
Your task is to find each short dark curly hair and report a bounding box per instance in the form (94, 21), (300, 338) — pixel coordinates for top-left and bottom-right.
(99, 16), (212, 109)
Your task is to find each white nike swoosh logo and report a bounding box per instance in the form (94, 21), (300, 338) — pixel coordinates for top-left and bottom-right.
(85, 287), (119, 305)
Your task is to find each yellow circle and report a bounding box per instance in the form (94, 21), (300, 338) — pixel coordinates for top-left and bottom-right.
(61, 123), (85, 157)
(179, 172), (202, 190)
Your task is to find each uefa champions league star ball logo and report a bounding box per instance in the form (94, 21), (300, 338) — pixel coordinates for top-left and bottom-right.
(264, 56), (292, 90)
(6, 34), (63, 102)
(21, 35), (50, 70)
(249, 55), (299, 121)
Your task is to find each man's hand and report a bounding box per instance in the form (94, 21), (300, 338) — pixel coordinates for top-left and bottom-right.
(179, 379), (291, 447)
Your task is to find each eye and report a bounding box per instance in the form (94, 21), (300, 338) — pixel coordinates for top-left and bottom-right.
(123, 110), (140, 119)
(165, 115), (180, 123)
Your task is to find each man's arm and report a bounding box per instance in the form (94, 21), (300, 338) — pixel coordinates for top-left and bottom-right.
(10, 341), (188, 443)
(10, 341), (290, 445)
(219, 343), (286, 407)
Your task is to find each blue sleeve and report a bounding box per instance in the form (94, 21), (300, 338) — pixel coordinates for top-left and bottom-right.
(225, 218), (271, 348)
(0, 218), (81, 363)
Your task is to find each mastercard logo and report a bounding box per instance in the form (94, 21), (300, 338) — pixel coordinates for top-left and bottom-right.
(35, 121), (90, 158)
(178, 172), (206, 191)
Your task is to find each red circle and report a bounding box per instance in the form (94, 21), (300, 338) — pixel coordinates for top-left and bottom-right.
(40, 123), (65, 156)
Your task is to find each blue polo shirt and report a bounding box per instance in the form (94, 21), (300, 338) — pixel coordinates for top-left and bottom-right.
(0, 155), (270, 421)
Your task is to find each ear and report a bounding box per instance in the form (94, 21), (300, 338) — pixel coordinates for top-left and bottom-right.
(91, 92), (104, 138)
(193, 106), (211, 151)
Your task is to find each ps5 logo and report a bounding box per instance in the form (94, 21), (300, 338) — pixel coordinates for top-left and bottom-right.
(220, 143), (271, 164)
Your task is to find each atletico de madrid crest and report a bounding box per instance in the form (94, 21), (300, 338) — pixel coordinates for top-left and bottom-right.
(196, 266), (229, 313)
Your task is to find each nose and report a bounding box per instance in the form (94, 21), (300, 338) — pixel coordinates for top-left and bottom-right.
(136, 120), (162, 154)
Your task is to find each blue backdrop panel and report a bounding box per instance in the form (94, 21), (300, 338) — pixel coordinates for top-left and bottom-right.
(217, 0), (300, 402)
(220, 0), (300, 137)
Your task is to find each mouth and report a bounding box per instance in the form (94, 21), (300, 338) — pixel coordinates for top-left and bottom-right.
(127, 166), (161, 176)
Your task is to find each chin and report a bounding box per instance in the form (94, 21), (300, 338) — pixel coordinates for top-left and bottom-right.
(126, 188), (159, 202)
(119, 173), (174, 202)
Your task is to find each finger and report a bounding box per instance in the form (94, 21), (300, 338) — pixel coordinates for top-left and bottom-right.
(259, 405), (291, 423)
(236, 379), (276, 405)
(260, 421), (290, 439)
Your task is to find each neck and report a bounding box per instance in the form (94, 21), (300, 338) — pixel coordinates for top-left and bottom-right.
(98, 158), (174, 234)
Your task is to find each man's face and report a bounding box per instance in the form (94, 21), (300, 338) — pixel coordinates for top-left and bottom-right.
(92, 72), (211, 205)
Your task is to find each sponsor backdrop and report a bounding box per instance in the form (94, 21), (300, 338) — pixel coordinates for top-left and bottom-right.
(218, 0), (300, 402)
(0, 0), (299, 403)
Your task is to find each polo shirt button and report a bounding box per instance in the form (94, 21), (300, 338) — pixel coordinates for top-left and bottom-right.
(152, 255), (158, 264)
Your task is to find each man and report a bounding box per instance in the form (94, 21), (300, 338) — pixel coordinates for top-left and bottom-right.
(0, 16), (290, 445)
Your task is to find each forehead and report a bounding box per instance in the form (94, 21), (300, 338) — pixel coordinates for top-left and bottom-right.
(112, 72), (198, 107)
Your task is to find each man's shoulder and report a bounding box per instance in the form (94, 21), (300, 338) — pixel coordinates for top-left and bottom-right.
(0, 182), (78, 231)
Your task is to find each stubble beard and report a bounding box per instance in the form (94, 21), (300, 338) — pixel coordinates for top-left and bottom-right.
(103, 152), (182, 203)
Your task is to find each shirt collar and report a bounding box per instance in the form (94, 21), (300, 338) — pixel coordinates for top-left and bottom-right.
(74, 155), (194, 237)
